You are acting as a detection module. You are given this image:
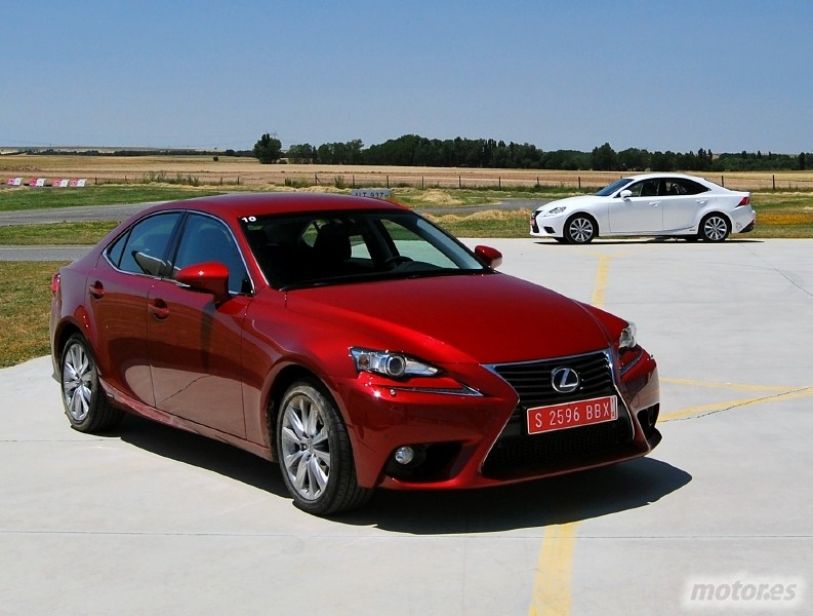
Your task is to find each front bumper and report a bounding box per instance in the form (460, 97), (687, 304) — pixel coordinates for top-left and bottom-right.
(334, 349), (660, 490)
(529, 211), (567, 238)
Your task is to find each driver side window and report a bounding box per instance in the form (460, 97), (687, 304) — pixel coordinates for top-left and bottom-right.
(626, 179), (660, 198)
(172, 214), (250, 294)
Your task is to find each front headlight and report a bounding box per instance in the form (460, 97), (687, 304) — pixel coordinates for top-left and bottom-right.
(619, 323), (637, 350)
(350, 348), (439, 379)
(543, 206), (567, 217)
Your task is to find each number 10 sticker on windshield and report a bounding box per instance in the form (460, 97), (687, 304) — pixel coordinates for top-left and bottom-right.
(527, 395), (618, 435)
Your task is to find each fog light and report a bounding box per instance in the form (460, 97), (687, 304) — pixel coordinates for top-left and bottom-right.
(394, 446), (415, 465)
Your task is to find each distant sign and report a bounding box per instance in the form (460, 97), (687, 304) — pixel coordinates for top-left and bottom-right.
(53, 178), (70, 188)
(351, 188), (392, 200)
(6, 177), (22, 186)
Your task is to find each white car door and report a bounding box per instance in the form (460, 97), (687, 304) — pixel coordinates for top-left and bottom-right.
(661, 178), (709, 231)
(608, 179), (663, 233)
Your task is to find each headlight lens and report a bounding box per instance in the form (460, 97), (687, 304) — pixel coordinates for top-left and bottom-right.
(619, 323), (637, 350)
(543, 206), (567, 217)
(350, 348), (439, 379)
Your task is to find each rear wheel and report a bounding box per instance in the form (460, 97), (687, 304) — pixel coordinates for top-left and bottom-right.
(276, 379), (371, 515)
(699, 214), (730, 242)
(60, 334), (122, 432)
(564, 215), (597, 244)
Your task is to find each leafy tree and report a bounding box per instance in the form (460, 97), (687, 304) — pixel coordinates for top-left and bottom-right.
(253, 133), (282, 164)
(591, 142), (618, 171)
(286, 143), (316, 162)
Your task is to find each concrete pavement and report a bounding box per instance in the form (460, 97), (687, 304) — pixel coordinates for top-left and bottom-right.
(1, 239), (811, 615)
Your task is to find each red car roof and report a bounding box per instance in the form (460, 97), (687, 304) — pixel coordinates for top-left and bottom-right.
(145, 192), (408, 219)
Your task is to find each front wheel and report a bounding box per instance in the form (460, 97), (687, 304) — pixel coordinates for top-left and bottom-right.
(699, 214), (730, 242)
(60, 334), (122, 432)
(276, 380), (371, 515)
(564, 215), (597, 244)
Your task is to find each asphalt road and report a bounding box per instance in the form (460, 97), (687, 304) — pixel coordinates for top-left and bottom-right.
(0, 201), (163, 226)
(2, 239), (810, 615)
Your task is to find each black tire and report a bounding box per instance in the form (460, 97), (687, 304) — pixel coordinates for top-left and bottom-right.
(699, 214), (730, 242)
(276, 379), (371, 515)
(60, 334), (123, 432)
(563, 214), (597, 244)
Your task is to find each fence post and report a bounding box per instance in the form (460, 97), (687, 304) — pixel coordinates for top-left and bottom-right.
(352, 174), (355, 188)
(772, 174), (776, 191)
(578, 176), (581, 190)
(315, 173), (319, 185)
(386, 175), (389, 188)
(498, 177), (501, 189)
(458, 175), (462, 189)
(421, 176), (424, 189)
(721, 175), (725, 188)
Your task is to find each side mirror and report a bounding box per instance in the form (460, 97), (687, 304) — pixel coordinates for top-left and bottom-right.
(176, 262), (230, 303)
(619, 189), (632, 199)
(474, 245), (503, 269)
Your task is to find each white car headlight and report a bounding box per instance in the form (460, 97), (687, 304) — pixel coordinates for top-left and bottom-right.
(619, 323), (637, 350)
(350, 348), (439, 379)
(542, 206), (567, 217)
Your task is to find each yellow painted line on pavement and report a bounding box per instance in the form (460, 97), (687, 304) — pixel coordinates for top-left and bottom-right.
(660, 386), (813, 422)
(590, 255), (611, 307)
(529, 522), (579, 616)
(528, 254), (613, 615)
(660, 376), (790, 394)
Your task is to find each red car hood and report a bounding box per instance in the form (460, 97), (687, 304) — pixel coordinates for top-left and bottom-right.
(284, 273), (611, 364)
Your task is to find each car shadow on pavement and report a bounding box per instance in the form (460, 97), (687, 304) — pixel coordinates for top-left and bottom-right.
(117, 414), (290, 498)
(343, 457), (691, 533)
(533, 239), (764, 246)
(116, 414), (690, 532)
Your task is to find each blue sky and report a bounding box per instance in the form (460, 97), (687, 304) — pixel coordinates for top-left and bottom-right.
(1, 0), (810, 153)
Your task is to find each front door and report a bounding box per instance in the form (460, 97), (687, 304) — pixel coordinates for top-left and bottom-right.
(147, 213), (253, 437)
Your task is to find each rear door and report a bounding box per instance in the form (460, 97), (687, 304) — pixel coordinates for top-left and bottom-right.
(660, 178), (711, 231)
(147, 213), (252, 437)
(90, 212), (182, 406)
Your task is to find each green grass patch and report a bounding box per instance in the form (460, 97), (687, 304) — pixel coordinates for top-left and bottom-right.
(428, 210), (532, 237)
(0, 184), (224, 211)
(0, 261), (67, 367)
(0, 222), (118, 245)
(394, 187), (578, 208)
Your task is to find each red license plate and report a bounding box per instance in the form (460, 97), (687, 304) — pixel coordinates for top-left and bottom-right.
(527, 395), (618, 435)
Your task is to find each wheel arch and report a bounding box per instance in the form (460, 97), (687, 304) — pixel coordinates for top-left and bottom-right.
(564, 211), (600, 238)
(264, 363), (325, 460)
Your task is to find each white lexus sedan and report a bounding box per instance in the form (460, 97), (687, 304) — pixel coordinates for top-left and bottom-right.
(530, 173), (756, 243)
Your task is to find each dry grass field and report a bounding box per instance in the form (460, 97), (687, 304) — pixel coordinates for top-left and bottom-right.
(2, 154), (813, 191)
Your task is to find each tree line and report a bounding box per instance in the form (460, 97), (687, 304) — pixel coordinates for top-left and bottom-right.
(253, 133), (811, 172)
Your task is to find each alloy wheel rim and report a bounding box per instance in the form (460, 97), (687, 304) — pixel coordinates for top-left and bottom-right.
(570, 218), (593, 242)
(280, 393), (331, 501)
(704, 217), (727, 240)
(62, 343), (94, 422)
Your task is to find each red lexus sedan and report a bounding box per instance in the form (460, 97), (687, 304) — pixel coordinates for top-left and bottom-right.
(50, 193), (660, 515)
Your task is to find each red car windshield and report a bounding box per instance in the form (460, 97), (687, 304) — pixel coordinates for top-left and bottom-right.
(241, 210), (487, 289)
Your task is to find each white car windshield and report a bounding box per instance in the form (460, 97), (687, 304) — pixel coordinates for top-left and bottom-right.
(595, 178), (632, 197)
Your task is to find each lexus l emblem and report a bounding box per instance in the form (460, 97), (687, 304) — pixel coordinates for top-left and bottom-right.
(551, 367), (580, 394)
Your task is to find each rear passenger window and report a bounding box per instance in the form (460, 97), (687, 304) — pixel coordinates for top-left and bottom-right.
(116, 213), (182, 276)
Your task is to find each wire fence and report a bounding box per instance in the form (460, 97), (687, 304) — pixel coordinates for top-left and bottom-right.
(4, 171), (813, 192)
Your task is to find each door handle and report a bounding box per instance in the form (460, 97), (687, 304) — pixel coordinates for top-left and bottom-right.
(149, 299), (170, 320)
(88, 281), (105, 299)
(697, 200), (707, 205)
(648, 201), (660, 207)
